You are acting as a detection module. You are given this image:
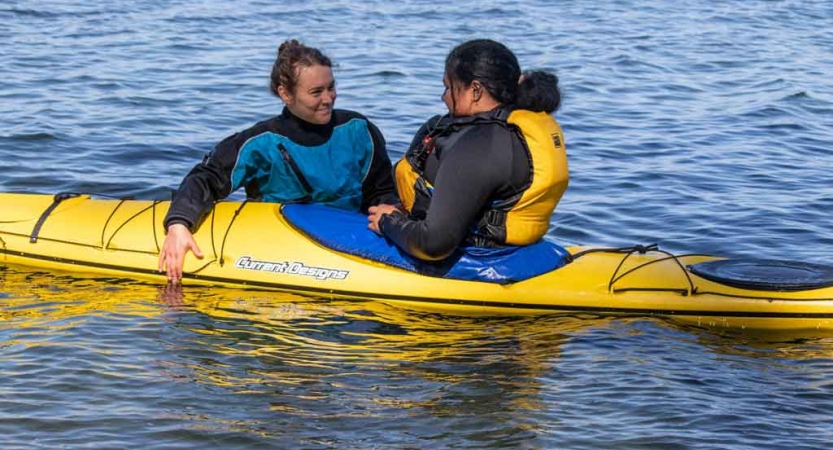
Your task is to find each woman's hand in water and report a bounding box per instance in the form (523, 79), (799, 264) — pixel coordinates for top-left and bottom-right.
(158, 223), (204, 283)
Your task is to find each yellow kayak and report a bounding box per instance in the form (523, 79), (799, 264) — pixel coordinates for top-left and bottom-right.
(1, 192), (832, 331)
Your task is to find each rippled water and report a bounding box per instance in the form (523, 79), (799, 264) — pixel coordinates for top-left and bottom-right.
(2, 0), (833, 448)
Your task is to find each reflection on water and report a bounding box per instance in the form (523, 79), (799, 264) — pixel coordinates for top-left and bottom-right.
(2, 266), (833, 447)
(0, 267), (162, 328)
(156, 279), (582, 395)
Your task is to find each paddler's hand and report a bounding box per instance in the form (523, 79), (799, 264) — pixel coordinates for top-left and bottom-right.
(158, 223), (203, 283)
(367, 204), (399, 235)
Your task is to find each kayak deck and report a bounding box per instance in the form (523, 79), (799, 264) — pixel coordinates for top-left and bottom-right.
(1, 192), (832, 331)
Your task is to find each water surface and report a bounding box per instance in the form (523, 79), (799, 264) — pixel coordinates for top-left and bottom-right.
(1, 1), (832, 448)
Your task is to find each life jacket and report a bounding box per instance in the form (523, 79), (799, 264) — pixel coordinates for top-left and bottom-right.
(394, 108), (568, 247)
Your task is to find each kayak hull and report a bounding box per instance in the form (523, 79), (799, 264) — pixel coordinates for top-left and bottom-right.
(1, 193), (832, 331)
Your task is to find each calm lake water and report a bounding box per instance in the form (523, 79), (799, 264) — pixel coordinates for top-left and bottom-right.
(2, 0), (833, 448)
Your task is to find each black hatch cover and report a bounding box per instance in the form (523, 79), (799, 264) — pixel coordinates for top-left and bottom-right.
(688, 259), (833, 292)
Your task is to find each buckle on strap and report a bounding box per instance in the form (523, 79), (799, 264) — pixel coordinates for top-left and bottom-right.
(484, 209), (506, 226)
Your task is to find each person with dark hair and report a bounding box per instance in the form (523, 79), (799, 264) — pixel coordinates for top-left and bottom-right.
(159, 39), (398, 281)
(367, 39), (568, 261)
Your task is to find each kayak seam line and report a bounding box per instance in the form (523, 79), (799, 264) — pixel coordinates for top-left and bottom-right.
(3, 249), (833, 318)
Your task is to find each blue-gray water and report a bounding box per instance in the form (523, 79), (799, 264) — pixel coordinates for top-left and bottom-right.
(2, 0), (832, 448)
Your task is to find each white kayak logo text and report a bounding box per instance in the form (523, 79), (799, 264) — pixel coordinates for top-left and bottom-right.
(235, 256), (349, 281)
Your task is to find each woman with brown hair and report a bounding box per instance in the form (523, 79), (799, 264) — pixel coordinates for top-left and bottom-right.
(159, 39), (397, 281)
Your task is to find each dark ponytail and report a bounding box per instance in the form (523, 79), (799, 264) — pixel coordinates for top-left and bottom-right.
(445, 39), (561, 114)
(516, 70), (561, 113)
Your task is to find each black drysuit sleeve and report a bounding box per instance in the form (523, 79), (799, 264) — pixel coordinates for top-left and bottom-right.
(163, 131), (250, 231)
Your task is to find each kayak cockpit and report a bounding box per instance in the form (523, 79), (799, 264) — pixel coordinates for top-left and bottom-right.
(281, 203), (571, 284)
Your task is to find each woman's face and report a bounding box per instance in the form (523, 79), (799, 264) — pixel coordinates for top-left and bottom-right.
(279, 64), (336, 124)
